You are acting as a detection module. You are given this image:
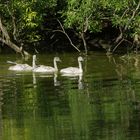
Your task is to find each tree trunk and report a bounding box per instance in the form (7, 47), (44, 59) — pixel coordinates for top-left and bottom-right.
(81, 32), (87, 54)
(0, 18), (30, 57)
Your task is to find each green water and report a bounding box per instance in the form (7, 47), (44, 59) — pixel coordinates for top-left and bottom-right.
(0, 52), (140, 140)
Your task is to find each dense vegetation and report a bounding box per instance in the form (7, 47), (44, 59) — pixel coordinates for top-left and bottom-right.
(1, 0), (140, 56)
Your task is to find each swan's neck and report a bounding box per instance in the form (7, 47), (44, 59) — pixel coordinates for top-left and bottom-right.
(78, 61), (83, 73)
(32, 57), (36, 69)
(79, 74), (82, 82)
(54, 60), (58, 71)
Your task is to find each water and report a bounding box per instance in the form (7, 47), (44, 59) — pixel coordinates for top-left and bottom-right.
(0, 52), (140, 140)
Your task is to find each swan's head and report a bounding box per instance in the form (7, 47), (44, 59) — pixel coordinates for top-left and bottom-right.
(54, 57), (61, 62)
(78, 56), (84, 62)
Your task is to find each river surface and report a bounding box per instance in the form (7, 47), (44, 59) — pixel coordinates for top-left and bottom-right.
(0, 52), (140, 140)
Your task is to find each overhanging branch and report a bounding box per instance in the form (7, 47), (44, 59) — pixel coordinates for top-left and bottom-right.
(53, 19), (81, 52)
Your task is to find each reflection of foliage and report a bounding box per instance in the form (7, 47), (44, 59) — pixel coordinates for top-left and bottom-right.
(1, 62), (140, 139)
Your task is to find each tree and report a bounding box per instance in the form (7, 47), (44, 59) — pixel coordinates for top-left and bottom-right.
(1, 0), (140, 55)
(62, 0), (140, 53)
(0, 0), (57, 56)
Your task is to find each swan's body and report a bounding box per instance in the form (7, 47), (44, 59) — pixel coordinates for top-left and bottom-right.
(33, 55), (61, 73)
(60, 56), (84, 75)
(33, 65), (56, 73)
(8, 59), (33, 72)
(8, 64), (32, 71)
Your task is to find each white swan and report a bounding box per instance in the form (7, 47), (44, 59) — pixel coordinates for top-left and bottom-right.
(60, 56), (84, 75)
(7, 56), (36, 71)
(33, 55), (61, 73)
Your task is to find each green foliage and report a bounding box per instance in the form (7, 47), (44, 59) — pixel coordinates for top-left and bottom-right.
(0, 0), (57, 43)
(62, 0), (140, 43)
(63, 0), (102, 32)
(1, 0), (140, 47)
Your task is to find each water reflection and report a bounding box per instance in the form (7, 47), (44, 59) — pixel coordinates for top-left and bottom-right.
(32, 72), (60, 87)
(61, 73), (84, 90)
(1, 53), (140, 140)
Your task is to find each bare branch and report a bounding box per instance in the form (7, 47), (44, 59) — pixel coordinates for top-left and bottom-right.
(115, 27), (123, 43)
(53, 29), (80, 52)
(81, 32), (87, 54)
(53, 19), (81, 52)
(112, 38), (132, 53)
(0, 18), (10, 40)
(125, 0), (140, 30)
(0, 17), (30, 57)
(0, 37), (20, 52)
(81, 15), (92, 54)
(112, 39), (124, 53)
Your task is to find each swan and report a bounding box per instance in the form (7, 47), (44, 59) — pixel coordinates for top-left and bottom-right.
(7, 56), (36, 71)
(53, 73), (60, 86)
(33, 55), (61, 73)
(60, 56), (84, 75)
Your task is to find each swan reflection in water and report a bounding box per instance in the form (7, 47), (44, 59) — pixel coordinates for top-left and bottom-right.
(32, 72), (60, 88)
(33, 72), (83, 89)
(61, 73), (84, 90)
